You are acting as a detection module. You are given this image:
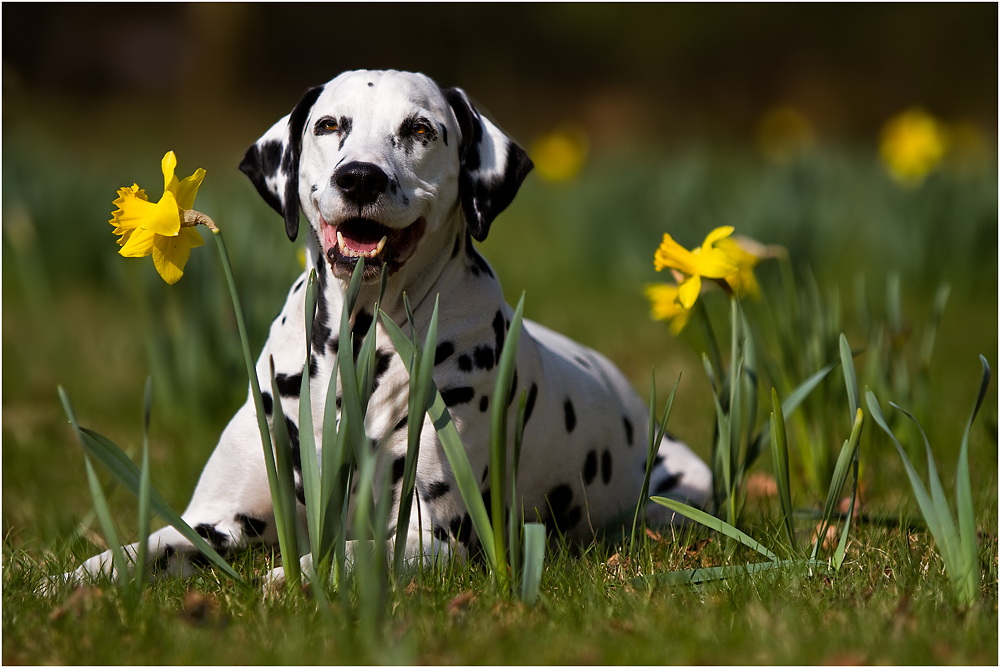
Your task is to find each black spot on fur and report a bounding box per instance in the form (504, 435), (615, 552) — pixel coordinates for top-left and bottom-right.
(654, 472), (683, 494)
(261, 391), (273, 416)
(524, 383), (538, 424)
(309, 354), (319, 378)
(583, 450), (598, 485)
(336, 395), (342, 408)
(435, 342), (455, 365)
(433, 525), (450, 542)
(276, 372), (302, 397)
(601, 449), (613, 485)
(394, 414), (408, 432)
(371, 350), (392, 391)
(574, 355), (591, 369)
(458, 355), (473, 372)
(543, 484), (581, 533)
(441, 124), (448, 146)
(189, 552), (213, 570)
(281, 316), (287, 325)
(195, 524), (228, 551)
(464, 232), (494, 278)
(285, 418), (301, 473)
(481, 464), (489, 483)
(295, 482), (305, 504)
(492, 310), (505, 363)
(236, 514), (268, 539)
(564, 399), (577, 433)
(424, 481), (450, 501)
(368, 81), (373, 87)
(453, 514), (472, 546)
(507, 369), (518, 408)
(442, 386), (475, 407)
(473, 345), (495, 370)
(479, 395), (489, 412)
(623, 416), (634, 446)
(392, 455), (407, 484)
(293, 278), (304, 292)
(329, 337), (340, 355)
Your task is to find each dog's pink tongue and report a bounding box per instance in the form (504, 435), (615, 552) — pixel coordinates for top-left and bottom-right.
(341, 234), (381, 253)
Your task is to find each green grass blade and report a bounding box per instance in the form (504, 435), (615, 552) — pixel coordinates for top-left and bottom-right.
(268, 356), (302, 589)
(866, 391), (954, 578)
(919, 282), (951, 371)
(769, 388), (796, 552)
(739, 305), (760, 462)
(509, 388), (527, 590)
(632, 559), (823, 588)
(381, 311), (497, 571)
(393, 296), (438, 573)
(955, 355), (989, 605)
(892, 402), (960, 579)
(134, 377), (154, 597)
(840, 334), (859, 419)
(76, 428), (241, 581)
(298, 270), (324, 563)
(810, 407), (863, 561)
(490, 293), (525, 587)
(520, 523), (545, 606)
(632, 372), (681, 548)
(752, 359), (840, 455)
(650, 496), (776, 561)
(832, 456), (858, 572)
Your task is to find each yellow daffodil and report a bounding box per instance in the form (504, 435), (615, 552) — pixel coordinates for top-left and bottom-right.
(654, 226), (739, 308)
(110, 151), (206, 284)
(715, 236), (762, 300)
(879, 108), (948, 185)
(644, 283), (691, 334)
(530, 125), (589, 182)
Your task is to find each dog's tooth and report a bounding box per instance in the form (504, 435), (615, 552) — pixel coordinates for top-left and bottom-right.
(336, 230), (346, 252)
(375, 236), (387, 255)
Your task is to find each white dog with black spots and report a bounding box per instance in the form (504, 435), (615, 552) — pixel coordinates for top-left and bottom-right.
(58, 69), (712, 588)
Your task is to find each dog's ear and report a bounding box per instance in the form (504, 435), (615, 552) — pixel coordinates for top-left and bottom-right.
(441, 87), (533, 242)
(239, 85), (324, 242)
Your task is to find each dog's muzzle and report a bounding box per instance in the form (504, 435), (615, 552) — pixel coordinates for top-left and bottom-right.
(320, 215), (426, 278)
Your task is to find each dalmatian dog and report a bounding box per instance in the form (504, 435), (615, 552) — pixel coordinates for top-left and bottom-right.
(58, 70), (711, 588)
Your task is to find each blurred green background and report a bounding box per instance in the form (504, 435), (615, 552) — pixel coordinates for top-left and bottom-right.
(3, 4), (996, 546)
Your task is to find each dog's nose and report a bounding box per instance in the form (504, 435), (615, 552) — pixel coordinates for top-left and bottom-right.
(334, 161), (389, 205)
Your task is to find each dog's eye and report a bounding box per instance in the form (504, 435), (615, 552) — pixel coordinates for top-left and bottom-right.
(413, 123), (430, 135)
(315, 117), (339, 135)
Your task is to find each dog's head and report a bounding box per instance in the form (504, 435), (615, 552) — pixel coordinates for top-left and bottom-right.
(240, 70), (533, 281)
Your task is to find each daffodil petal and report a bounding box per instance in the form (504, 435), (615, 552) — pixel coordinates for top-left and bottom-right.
(695, 248), (739, 278)
(152, 232), (192, 285)
(174, 168), (206, 210)
(654, 234), (698, 274)
(141, 191), (182, 237)
(702, 226), (735, 249)
(179, 225), (205, 248)
(110, 185), (156, 232)
(161, 151), (179, 196)
(669, 308), (691, 335)
(678, 275), (702, 308)
(119, 228), (157, 257)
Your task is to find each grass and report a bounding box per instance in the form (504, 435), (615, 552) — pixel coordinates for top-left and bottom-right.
(2, 95), (998, 663)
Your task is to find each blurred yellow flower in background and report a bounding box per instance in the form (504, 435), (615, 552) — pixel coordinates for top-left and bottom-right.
(110, 151), (206, 284)
(756, 106), (814, 163)
(531, 125), (589, 182)
(644, 283), (692, 334)
(716, 236), (762, 299)
(879, 108), (949, 185)
(654, 226), (739, 308)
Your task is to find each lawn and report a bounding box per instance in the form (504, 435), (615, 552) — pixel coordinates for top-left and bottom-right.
(2, 93), (997, 664)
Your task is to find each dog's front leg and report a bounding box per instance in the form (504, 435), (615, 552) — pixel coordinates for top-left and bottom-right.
(48, 400), (280, 594)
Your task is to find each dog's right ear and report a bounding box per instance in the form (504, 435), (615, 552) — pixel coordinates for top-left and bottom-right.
(239, 85), (324, 242)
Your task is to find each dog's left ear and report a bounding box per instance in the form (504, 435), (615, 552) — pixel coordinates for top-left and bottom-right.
(441, 87), (533, 242)
(239, 85), (324, 242)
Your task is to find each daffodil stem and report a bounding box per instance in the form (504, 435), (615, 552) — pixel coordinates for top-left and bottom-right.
(211, 228), (301, 590)
(695, 297), (724, 379)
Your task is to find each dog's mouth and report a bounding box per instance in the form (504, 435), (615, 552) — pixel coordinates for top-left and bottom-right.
(320, 216), (426, 278)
